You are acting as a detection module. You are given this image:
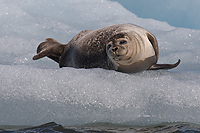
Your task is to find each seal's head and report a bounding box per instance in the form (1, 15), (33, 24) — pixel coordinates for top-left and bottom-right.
(106, 33), (136, 67)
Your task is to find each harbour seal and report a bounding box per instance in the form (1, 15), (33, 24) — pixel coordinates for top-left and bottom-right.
(33, 23), (180, 73)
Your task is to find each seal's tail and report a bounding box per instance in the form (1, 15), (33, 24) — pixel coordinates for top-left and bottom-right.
(32, 38), (65, 63)
(148, 59), (181, 70)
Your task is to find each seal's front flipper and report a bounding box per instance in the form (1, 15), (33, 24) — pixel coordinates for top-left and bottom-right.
(148, 59), (181, 70)
(32, 38), (65, 63)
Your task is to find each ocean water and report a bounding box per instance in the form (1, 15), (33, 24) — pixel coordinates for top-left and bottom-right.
(0, 0), (200, 132)
(111, 0), (200, 30)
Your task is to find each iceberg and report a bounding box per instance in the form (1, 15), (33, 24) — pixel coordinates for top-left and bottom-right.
(0, 0), (200, 126)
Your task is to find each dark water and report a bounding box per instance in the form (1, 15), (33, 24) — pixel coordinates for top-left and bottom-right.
(1, 122), (200, 133)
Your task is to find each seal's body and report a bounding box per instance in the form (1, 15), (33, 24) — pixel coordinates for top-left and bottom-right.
(33, 24), (180, 73)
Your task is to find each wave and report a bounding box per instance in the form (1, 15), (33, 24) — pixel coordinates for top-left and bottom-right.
(1, 122), (200, 133)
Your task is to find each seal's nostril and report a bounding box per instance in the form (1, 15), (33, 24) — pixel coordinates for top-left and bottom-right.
(112, 47), (118, 52)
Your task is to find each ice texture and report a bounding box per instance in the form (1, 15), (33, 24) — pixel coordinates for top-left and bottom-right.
(0, 0), (200, 126)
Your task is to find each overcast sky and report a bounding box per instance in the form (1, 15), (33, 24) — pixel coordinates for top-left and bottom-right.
(111, 0), (200, 30)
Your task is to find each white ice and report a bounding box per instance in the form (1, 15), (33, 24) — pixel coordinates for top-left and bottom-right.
(0, 0), (200, 126)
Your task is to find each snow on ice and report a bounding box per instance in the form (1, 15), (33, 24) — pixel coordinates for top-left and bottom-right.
(0, 0), (200, 126)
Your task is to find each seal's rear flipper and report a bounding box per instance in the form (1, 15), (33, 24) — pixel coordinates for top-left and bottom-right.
(32, 38), (65, 63)
(148, 59), (181, 70)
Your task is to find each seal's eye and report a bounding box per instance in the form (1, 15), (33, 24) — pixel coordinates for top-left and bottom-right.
(107, 44), (112, 50)
(119, 40), (127, 45)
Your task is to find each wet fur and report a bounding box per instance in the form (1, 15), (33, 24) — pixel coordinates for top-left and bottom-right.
(33, 24), (180, 73)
